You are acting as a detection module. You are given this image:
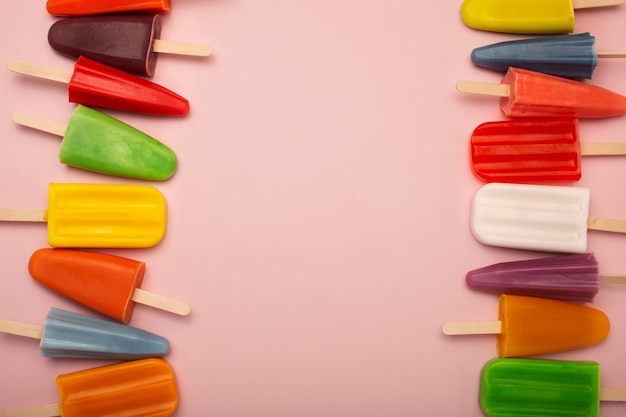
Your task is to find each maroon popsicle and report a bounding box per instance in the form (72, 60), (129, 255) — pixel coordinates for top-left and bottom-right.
(48, 14), (212, 76)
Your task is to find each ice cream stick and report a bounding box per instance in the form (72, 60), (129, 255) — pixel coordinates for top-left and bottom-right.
(572, 0), (624, 8)
(600, 388), (626, 401)
(152, 39), (212, 56)
(598, 52), (626, 58)
(442, 320), (502, 335)
(580, 142), (626, 155)
(0, 319), (43, 339)
(456, 80), (509, 97)
(7, 60), (71, 84)
(132, 288), (190, 316)
(599, 274), (626, 284)
(0, 403), (61, 417)
(12, 112), (66, 137)
(0, 209), (46, 222)
(588, 217), (626, 233)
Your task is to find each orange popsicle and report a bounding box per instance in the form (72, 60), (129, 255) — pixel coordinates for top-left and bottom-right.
(0, 358), (178, 417)
(29, 248), (190, 323)
(442, 294), (609, 357)
(457, 67), (626, 118)
(46, 0), (171, 16)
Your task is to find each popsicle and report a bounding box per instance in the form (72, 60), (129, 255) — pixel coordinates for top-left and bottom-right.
(29, 248), (190, 323)
(0, 358), (178, 417)
(48, 14), (212, 76)
(466, 253), (626, 303)
(47, 0), (171, 16)
(8, 57), (189, 116)
(471, 32), (626, 79)
(0, 307), (169, 359)
(471, 182), (626, 253)
(480, 358), (626, 417)
(461, 0), (624, 34)
(13, 105), (177, 181)
(470, 118), (626, 183)
(457, 67), (626, 118)
(0, 183), (167, 248)
(442, 294), (609, 357)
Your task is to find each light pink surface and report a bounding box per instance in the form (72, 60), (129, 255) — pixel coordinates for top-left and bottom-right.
(2, 2), (626, 416)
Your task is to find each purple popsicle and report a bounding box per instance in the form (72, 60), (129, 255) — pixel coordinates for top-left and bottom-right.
(466, 253), (626, 302)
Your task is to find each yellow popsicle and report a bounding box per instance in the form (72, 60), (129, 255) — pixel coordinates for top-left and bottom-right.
(0, 183), (167, 248)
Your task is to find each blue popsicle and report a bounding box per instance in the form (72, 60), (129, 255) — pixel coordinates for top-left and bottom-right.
(471, 33), (600, 79)
(0, 307), (169, 359)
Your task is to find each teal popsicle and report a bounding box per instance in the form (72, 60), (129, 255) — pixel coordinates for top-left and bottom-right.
(0, 307), (169, 359)
(12, 105), (177, 181)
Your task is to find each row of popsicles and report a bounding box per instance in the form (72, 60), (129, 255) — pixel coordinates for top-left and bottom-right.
(2, 3), (201, 415)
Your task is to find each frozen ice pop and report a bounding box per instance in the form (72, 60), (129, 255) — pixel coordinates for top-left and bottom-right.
(47, 0), (171, 16)
(457, 67), (626, 118)
(0, 307), (169, 359)
(466, 253), (626, 303)
(13, 105), (177, 181)
(0, 183), (167, 248)
(8, 57), (189, 116)
(29, 248), (190, 323)
(442, 294), (610, 357)
(471, 182), (626, 253)
(0, 358), (178, 417)
(461, 0), (624, 34)
(48, 14), (212, 76)
(471, 32), (626, 79)
(480, 358), (626, 417)
(470, 118), (626, 183)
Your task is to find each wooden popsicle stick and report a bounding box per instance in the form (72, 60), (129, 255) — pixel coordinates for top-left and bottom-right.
(0, 319), (43, 339)
(0, 208), (46, 222)
(600, 388), (626, 402)
(572, 0), (624, 9)
(152, 39), (212, 57)
(598, 52), (626, 58)
(587, 217), (626, 233)
(0, 403), (61, 417)
(456, 80), (509, 97)
(12, 112), (67, 137)
(599, 274), (626, 284)
(7, 60), (72, 84)
(442, 320), (502, 335)
(581, 142), (626, 156)
(131, 288), (191, 316)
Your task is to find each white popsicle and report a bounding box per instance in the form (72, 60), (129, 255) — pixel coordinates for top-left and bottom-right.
(471, 183), (626, 253)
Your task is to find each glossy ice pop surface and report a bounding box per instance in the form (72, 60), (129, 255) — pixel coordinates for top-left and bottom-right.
(496, 294), (609, 357)
(480, 358), (600, 417)
(461, 0), (576, 34)
(70, 56), (189, 115)
(49, 14), (162, 76)
(60, 105), (177, 180)
(29, 248), (146, 323)
(467, 253), (600, 302)
(41, 308), (169, 359)
(47, 0), (171, 16)
(46, 183), (167, 248)
(472, 33), (598, 79)
(57, 358), (178, 417)
(501, 67), (626, 118)
(471, 183), (590, 253)
(470, 118), (582, 183)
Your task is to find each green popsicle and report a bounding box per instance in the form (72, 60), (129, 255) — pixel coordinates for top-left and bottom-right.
(13, 105), (177, 181)
(480, 358), (626, 417)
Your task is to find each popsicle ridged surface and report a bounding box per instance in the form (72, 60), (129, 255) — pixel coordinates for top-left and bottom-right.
(480, 358), (600, 417)
(46, 183), (167, 248)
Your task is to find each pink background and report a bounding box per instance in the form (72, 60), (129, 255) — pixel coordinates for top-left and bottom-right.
(2, 1), (626, 416)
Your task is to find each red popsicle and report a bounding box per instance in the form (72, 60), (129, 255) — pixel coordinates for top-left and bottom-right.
(28, 248), (190, 323)
(471, 118), (626, 183)
(8, 57), (189, 116)
(47, 0), (171, 16)
(457, 67), (626, 118)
